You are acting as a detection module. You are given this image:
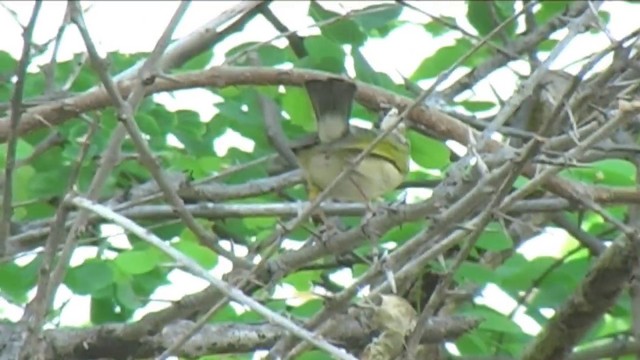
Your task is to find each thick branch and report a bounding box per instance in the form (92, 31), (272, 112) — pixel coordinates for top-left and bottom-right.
(0, 65), (635, 211)
(521, 234), (639, 359)
(0, 314), (479, 359)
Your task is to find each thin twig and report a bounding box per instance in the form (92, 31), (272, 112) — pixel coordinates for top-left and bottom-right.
(260, 5), (307, 58)
(248, 52), (298, 168)
(0, 0), (42, 257)
(42, 4), (72, 95)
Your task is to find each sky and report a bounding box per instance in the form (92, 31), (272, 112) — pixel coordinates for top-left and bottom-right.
(0, 0), (639, 355)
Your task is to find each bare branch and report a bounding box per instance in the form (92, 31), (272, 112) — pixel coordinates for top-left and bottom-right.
(520, 231), (639, 359)
(260, 5), (307, 58)
(0, 0), (42, 256)
(0, 312), (479, 359)
(248, 52), (299, 168)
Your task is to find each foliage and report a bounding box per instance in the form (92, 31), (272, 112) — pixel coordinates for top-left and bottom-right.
(1, 1), (640, 359)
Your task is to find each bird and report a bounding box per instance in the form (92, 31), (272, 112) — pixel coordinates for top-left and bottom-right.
(293, 78), (410, 202)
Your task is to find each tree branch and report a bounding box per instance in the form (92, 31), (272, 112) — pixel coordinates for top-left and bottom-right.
(0, 0), (42, 257)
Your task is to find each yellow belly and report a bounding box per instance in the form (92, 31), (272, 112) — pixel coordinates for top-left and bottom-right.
(296, 148), (404, 202)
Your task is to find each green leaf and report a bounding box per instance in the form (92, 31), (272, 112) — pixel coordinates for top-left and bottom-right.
(52, 55), (90, 92)
(27, 166), (71, 198)
(560, 159), (635, 186)
(241, 214), (278, 233)
(0, 50), (17, 72)
(0, 256), (41, 303)
(351, 47), (377, 85)
(591, 11), (611, 33)
(299, 36), (346, 73)
(476, 223), (513, 251)
(281, 86), (315, 132)
(220, 149), (269, 184)
(458, 100), (497, 112)
(215, 97), (247, 124)
(467, 1), (496, 36)
(20, 200), (55, 222)
(284, 271), (315, 291)
(463, 43), (493, 68)
(467, 1), (516, 38)
(290, 298), (323, 317)
(538, 39), (560, 52)
(13, 139), (34, 161)
(410, 38), (472, 81)
(153, 222), (185, 242)
(23, 73), (45, 98)
(254, 44), (295, 65)
(424, 18), (455, 37)
(69, 67), (97, 92)
(148, 104), (177, 134)
(181, 49), (213, 71)
(131, 267), (170, 297)
(233, 92), (271, 150)
(609, 294), (631, 319)
(171, 110), (209, 156)
(136, 113), (162, 137)
(167, 152), (199, 175)
(354, 3), (403, 31)
(455, 332), (491, 355)
(91, 295), (130, 324)
(109, 52), (147, 73)
(174, 236), (218, 268)
(9, 165), (35, 205)
(0, 82), (12, 103)
(309, 1), (366, 45)
(195, 155), (224, 178)
(530, 257), (589, 307)
(298, 351), (327, 360)
(455, 261), (496, 284)
(114, 249), (161, 275)
(65, 260), (114, 295)
(464, 305), (524, 334)
(535, 1), (570, 24)
(215, 92), (270, 152)
(589, 312), (626, 343)
(497, 256), (556, 293)
(408, 131), (450, 169)
(115, 281), (144, 310)
(383, 220), (422, 246)
(226, 43), (293, 66)
(78, 164), (102, 194)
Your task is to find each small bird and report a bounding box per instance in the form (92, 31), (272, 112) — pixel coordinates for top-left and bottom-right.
(294, 78), (410, 202)
(510, 70), (585, 143)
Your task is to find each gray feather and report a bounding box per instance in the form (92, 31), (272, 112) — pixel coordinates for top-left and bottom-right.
(304, 78), (356, 143)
